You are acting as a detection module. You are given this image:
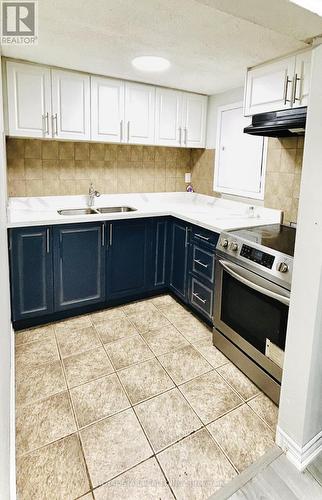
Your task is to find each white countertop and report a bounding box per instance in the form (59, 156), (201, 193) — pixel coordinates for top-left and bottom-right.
(7, 192), (282, 233)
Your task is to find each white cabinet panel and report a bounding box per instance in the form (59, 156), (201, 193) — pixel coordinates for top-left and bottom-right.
(124, 82), (155, 145)
(183, 93), (207, 148)
(244, 57), (295, 116)
(215, 103), (266, 199)
(51, 70), (90, 140)
(293, 50), (311, 108)
(91, 76), (124, 142)
(6, 61), (52, 138)
(155, 88), (182, 147)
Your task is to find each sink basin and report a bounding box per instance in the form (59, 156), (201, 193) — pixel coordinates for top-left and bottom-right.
(96, 206), (137, 213)
(58, 208), (99, 216)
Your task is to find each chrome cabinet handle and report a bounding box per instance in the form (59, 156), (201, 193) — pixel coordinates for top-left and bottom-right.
(184, 128), (188, 146)
(127, 121), (130, 142)
(52, 113), (58, 135)
(101, 224), (105, 246)
(185, 227), (189, 247)
(109, 224), (113, 246)
(283, 75), (292, 105)
(42, 114), (46, 135)
(195, 233), (210, 241)
(194, 259), (208, 268)
(179, 127), (182, 145)
(45, 112), (49, 135)
(192, 292), (206, 304)
(46, 229), (50, 254)
(120, 120), (123, 142)
(292, 73), (301, 103)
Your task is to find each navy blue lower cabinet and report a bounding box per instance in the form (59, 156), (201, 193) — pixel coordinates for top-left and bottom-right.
(53, 223), (106, 311)
(106, 218), (152, 300)
(152, 217), (170, 291)
(169, 220), (190, 302)
(9, 226), (54, 321)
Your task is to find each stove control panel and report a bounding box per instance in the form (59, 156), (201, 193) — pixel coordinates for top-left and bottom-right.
(240, 244), (275, 269)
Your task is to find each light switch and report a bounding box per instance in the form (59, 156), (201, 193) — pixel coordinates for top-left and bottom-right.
(185, 173), (191, 183)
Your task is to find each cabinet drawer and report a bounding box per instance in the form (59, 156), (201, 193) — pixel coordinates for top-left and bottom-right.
(192, 245), (215, 283)
(190, 278), (213, 318)
(192, 227), (218, 247)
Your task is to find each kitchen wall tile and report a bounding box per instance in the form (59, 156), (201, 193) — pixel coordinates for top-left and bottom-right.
(7, 158), (25, 180)
(24, 158), (42, 180)
(7, 138), (24, 159)
(42, 140), (58, 159)
(42, 159), (60, 180)
(8, 180), (26, 197)
(143, 146), (155, 161)
(59, 141), (74, 159)
(59, 159), (76, 180)
(104, 144), (117, 161)
(90, 142), (105, 161)
(75, 142), (89, 160)
(26, 180), (44, 197)
(25, 139), (41, 159)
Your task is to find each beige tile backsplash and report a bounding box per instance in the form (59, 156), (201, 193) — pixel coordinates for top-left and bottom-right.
(6, 138), (191, 197)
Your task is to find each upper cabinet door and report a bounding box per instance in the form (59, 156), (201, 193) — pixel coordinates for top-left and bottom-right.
(91, 76), (125, 142)
(244, 57), (296, 116)
(51, 69), (90, 140)
(155, 88), (183, 146)
(6, 61), (52, 138)
(124, 82), (155, 145)
(293, 50), (311, 108)
(182, 93), (207, 148)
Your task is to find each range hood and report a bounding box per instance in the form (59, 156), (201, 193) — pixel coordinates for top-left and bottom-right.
(244, 107), (306, 137)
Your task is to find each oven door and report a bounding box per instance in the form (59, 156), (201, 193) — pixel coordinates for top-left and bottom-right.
(214, 258), (290, 382)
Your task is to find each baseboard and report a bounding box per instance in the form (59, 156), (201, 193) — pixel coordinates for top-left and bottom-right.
(10, 325), (16, 499)
(276, 425), (322, 471)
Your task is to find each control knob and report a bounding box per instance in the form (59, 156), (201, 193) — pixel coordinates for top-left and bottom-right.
(229, 241), (239, 252)
(277, 262), (289, 273)
(220, 238), (229, 248)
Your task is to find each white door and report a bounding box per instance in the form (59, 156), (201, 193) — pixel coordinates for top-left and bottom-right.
(6, 61), (52, 138)
(293, 50), (311, 108)
(155, 88), (183, 146)
(91, 76), (125, 142)
(244, 57), (296, 116)
(51, 69), (90, 140)
(214, 102), (266, 199)
(182, 93), (207, 148)
(124, 82), (155, 145)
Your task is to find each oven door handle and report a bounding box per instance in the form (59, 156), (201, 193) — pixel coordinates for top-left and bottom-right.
(219, 260), (290, 306)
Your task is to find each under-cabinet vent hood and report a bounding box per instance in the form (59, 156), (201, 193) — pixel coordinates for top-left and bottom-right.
(244, 107), (306, 137)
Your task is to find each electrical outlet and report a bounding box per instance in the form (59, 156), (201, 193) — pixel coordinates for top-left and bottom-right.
(185, 173), (191, 183)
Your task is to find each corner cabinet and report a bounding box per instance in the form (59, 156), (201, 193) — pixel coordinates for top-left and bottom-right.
(169, 220), (190, 302)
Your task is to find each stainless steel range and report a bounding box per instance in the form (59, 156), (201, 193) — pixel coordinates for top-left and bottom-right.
(213, 224), (296, 405)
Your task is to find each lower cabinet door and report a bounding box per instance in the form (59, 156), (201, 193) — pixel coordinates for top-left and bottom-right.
(53, 223), (106, 311)
(107, 219), (152, 300)
(152, 217), (169, 290)
(10, 226), (53, 321)
(169, 220), (189, 301)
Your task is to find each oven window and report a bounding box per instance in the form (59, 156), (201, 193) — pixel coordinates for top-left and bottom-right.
(221, 270), (288, 354)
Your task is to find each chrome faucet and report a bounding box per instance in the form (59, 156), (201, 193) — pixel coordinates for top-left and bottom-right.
(88, 183), (100, 207)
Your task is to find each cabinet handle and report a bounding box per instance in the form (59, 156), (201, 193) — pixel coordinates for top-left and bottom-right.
(42, 114), (46, 135)
(45, 112), (49, 135)
(283, 75), (292, 105)
(109, 224), (113, 246)
(101, 224), (105, 246)
(292, 73), (301, 103)
(52, 113), (58, 135)
(179, 127), (182, 145)
(195, 233), (210, 241)
(120, 120), (123, 142)
(46, 229), (50, 254)
(194, 258), (208, 268)
(184, 128), (188, 146)
(192, 292), (206, 304)
(185, 227), (189, 247)
(127, 121), (130, 142)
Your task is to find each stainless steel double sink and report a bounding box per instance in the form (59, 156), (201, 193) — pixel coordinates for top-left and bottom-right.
(58, 206), (137, 216)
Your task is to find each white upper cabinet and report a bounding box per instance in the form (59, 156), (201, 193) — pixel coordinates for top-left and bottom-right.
(155, 88), (182, 146)
(6, 61), (52, 138)
(244, 49), (311, 116)
(182, 93), (207, 148)
(91, 76), (125, 142)
(124, 82), (155, 145)
(51, 69), (90, 140)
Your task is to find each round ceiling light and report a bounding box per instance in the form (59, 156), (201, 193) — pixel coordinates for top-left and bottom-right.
(132, 56), (170, 72)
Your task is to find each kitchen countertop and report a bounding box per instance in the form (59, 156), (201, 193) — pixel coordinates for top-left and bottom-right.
(7, 192), (282, 232)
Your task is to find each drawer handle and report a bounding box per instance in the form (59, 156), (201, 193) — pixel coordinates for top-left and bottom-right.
(194, 259), (208, 268)
(195, 233), (210, 241)
(192, 292), (206, 304)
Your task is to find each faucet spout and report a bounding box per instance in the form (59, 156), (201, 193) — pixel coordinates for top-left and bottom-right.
(88, 183), (101, 207)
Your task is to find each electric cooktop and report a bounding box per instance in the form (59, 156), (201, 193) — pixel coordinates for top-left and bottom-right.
(229, 224), (296, 257)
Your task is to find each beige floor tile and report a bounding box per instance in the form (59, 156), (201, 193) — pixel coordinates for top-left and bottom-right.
(118, 358), (174, 405)
(80, 408), (153, 487)
(157, 429), (236, 500)
(142, 324), (189, 356)
(70, 373), (130, 428)
(95, 317), (138, 344)
(122, 300), (154, 315)
(94, 457), (174, 499)
(16, 434), (90, 500)
(179, 370), (243, 425)
(54, 314), (92, 334)
(16, 360), (66, 407)
(56, 326), (101, 358)
(248, 393), (279, 432)
(150, 294), (179, 310)
(80, 494), (94, 500)
(15, 337), (59, 369)
(193, 338), (229, 368)
(216, 363), (260, 400)
(161, 303), (192, 324)
(207, 404), (275, 472)
(63, 347), (114, 388)
(16, 392), (76, 455)
(173, 315), (212, 343)
(135, 388), (202, 452)
(158, 345), (212, 385)
(15, 324), (55, 346)
(104, 335), (154, 370)
(125, 304), (171, 333)
(91, 307), (126, 326)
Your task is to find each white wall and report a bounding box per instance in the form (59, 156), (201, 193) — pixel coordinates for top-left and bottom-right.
(0, 55), (14, 498)
(206, 86), (244, 149)
(277, 43), (322, 467)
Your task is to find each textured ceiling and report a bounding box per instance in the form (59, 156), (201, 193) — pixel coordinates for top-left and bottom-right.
(2, 0), (322, 94)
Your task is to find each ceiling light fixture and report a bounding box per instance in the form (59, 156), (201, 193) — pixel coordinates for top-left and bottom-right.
(289, 0), (322, 16)
(132, 56), (170, 72)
